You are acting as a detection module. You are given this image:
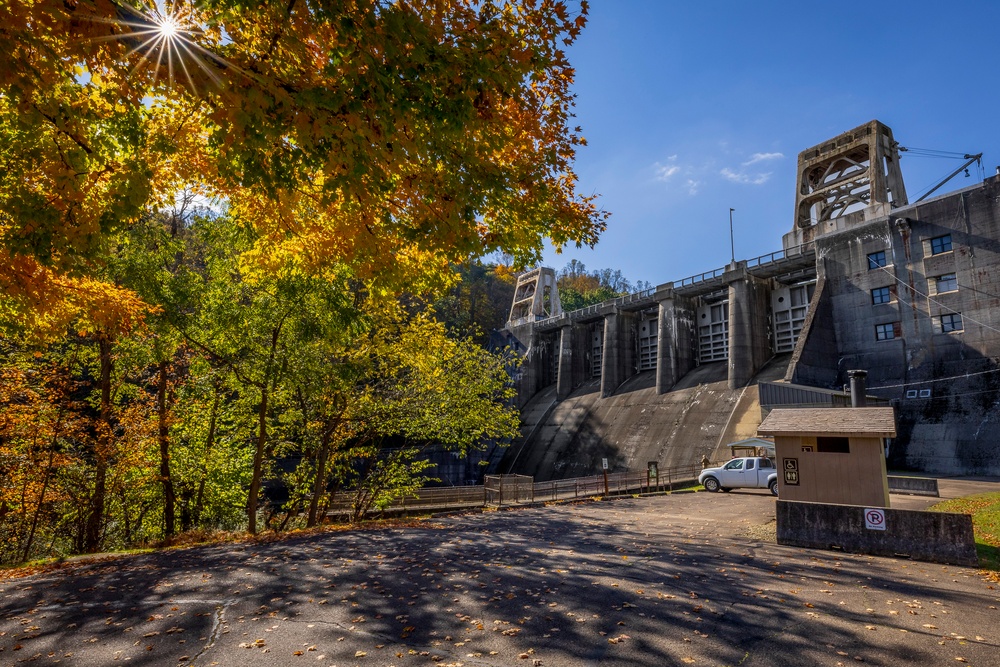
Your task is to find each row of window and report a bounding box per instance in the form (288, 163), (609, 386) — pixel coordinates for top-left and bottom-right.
(866, 233), (953, 271)
(870, 272), (957, 305)
(875, 313), (964, 340)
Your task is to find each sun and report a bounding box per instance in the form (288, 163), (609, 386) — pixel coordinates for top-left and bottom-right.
(83, 1), (242, 94)
(157, 15), (181, 39)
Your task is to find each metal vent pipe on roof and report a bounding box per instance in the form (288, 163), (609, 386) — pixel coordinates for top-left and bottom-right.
(847, 370), (868, 407)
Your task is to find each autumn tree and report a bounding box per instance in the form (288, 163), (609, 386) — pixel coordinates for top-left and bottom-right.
(341, 309), (520, 522)
(0, 0), (607, 552)
(1, 0), (606, 335)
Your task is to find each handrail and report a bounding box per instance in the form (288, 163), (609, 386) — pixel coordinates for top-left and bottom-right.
(677, 266), (726, 288)
(511, 242), (816, 326)
(746, 242), (815, 270)
(325, 463), (704, 519)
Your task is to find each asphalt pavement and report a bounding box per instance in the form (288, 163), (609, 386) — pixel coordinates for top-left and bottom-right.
(1, 488), (999, 667)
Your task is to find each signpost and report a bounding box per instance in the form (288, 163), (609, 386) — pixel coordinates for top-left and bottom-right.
(647, 461), (659, 492)
(602, 458), (609, 495)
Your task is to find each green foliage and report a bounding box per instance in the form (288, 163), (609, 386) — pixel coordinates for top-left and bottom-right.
(434, 261), (516, 341)
(559, 284), (621, 311)
(0, 205), (523, 560)
(555, 260), (650, 311)
(1, 0), (572, 560)
(350, 447), (437, 523)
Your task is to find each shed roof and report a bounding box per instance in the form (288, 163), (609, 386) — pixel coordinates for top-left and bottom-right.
(727, 437), (775, 450)
(757, 407), (896, 438)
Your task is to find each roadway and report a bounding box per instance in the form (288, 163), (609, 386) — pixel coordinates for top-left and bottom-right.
(1, 487), (998, 666)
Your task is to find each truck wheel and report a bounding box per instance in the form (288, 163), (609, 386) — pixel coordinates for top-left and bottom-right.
(769, 480), (778, 496)
(703, 477), (720, 492)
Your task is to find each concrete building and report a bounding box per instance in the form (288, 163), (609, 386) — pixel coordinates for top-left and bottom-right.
(504, 121), (1000, 479)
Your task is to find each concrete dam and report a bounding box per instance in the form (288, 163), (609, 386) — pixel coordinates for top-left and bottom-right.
(502, 121), (1000, 479)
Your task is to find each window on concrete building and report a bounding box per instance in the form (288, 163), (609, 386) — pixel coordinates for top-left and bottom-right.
(867, 250), (887, 270)
(875, 322), (901, 341)
(935, 312), (964, 334)
(934, 273), (958, 294)
(930, 234), (953, 255)
(816, 437), (850, 453)
(871, 286), (892, 305)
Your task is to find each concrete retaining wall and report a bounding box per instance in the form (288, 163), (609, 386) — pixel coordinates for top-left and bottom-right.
(887, 476), (940, 497)
(776, 499), (977, 566)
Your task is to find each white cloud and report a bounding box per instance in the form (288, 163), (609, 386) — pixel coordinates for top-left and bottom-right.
(655, 164), (680, 180)
(653, 156), (681, 181)
(742, 152), (784, 166)
(720, 168), (772, 186)
(685, 179), (700, 196)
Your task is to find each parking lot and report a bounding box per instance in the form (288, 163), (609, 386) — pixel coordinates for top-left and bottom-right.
(1, 489), (998, 667)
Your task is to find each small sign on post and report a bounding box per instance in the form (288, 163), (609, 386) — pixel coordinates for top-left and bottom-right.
(647, 461), (659, 491)
(602, 458), (608, 470)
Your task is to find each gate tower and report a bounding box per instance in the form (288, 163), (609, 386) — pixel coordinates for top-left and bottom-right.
(790, 120), (908, 245)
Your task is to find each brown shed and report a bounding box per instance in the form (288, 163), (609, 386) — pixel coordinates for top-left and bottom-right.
(757, 407), (896, 507)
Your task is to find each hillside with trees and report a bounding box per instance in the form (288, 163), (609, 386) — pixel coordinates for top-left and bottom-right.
(557, 259), (652, 311)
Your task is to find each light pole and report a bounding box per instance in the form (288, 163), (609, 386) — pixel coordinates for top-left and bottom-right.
(729, 208), (735, 263)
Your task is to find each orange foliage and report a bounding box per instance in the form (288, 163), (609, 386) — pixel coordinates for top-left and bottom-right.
(1, 0), (607, 335)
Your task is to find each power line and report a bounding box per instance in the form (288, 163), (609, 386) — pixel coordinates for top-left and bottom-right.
(899, 146), (974, 159)
(868, 366), (1000, 391)
(874, 263), (1000, 336)
(856, 263), (1000, 391)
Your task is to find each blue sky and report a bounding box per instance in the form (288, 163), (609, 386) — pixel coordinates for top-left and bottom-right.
(542, 1), (1000, 288)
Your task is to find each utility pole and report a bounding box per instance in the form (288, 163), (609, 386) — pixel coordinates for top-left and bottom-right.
(729, 208), (735, 263)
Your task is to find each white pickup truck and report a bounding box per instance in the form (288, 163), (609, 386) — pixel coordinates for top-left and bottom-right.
(699, 457), (779, 496)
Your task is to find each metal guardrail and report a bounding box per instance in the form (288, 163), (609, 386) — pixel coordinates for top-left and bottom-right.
(745, 241), (815, 270)
(677, 266), (727, 288)
(519, 243), (818, 325)
(325, 464), (704, 519)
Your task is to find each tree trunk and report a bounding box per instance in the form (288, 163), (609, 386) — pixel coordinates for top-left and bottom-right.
(247, 328), (281, 534)
(84, 333), (113, 553)
(246, 385), (268, 534)
(158, 361), (176, 537)
(192, 384), (221, 527)
(21, 444), (57, 563)
(307, 431), (332, 528)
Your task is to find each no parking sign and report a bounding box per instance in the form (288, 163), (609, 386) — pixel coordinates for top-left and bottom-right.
(865, 508), (887, 531)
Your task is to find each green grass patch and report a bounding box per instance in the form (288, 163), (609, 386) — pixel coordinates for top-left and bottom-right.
(928, 492), (1000, 571)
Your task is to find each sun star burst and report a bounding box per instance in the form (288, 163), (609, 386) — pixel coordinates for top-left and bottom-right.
(84, 1), (242, 95)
